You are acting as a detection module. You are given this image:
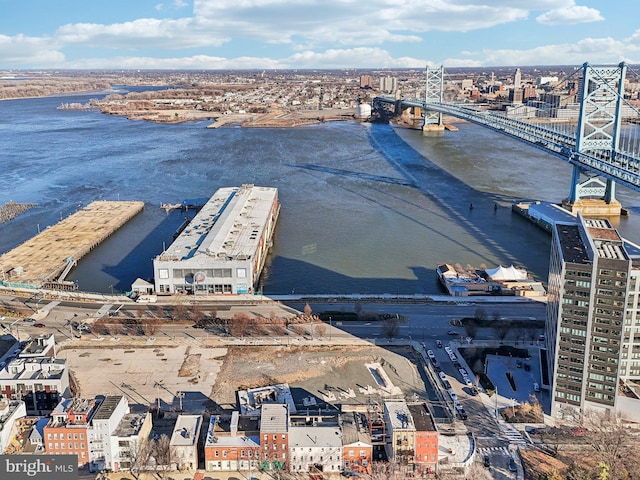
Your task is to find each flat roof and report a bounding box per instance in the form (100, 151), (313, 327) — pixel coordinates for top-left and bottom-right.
(289, 425), (342, 448)
(384, 401), (415, 431)
(93, 395), (124, 421)
(260, 404), (288, 433)
(171, 414), (201, 447)
(407, 403), (437, 432)
(556, 223), (591, 265)
(158, 184), (277, 262)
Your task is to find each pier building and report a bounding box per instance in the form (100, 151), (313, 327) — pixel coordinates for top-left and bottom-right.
(152, 185), (279, 295)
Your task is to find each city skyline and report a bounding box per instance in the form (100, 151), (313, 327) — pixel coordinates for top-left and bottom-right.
(1, 0), (638, 70)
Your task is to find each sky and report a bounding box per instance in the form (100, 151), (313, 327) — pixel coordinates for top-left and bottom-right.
(0, 0), (638, 70)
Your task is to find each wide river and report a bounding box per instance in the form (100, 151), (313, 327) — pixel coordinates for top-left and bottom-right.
(2, 91), (640, 295)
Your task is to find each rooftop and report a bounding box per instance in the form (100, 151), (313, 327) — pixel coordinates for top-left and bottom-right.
(113, 413), (148, 438)
(384, 401), (415, 431)
(157, 184), (278, 262)
(260, 404), (289, 434)
(406, 403), (437, 432)
(556, 222), (591, 265)
(289, 425), (342, 448)
(93, 395), (125, 421)
(170, 414), (201, 447)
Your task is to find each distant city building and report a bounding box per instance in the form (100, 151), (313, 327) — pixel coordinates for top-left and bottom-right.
(509, 88), (524, 104)
(523, 84), (538, 101)
(546, 215), (640, 422)
(379, 76), (397, 94)
(514, 67), (522, 88)
(359, 75), (374, 89)
(537, 75), (559, 86)
(153, 185), (280, 295)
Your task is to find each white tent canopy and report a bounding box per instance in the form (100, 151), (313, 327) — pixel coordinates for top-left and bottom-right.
(485, 265), (528, 281)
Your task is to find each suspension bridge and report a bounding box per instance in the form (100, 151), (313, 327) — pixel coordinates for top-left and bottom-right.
(373, 62), (640, 215)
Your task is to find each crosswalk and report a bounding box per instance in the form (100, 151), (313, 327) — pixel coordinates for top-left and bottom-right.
(503, 426), (528, 447)
(477, 446), (509, 455)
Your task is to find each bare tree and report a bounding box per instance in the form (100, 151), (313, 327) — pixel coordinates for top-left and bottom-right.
(229, 312), (251, 337)
(150, 434), (175, 478)
(121, 437), (153, 479)
(315, 322), (327, 338)
(581, 410), (640, 479)
(474, 307), (487, 321)
(381, 318), (400, 340)
(173, 302), (189, 322)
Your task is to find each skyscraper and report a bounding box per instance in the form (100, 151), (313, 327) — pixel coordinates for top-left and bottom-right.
(546, 214), (640, 422)
(514, 67), (522, 88)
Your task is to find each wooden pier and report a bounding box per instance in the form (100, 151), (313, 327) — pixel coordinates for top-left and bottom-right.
(0, 200), (144, 289)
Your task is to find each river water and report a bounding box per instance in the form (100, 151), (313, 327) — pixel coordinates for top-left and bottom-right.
(2, 92), (640, 295)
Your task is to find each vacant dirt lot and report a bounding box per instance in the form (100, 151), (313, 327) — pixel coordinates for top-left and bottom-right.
(59, 336), (428, 415)
(210, 344), (426, 412)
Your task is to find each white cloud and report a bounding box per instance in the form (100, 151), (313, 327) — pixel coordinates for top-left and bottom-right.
(0, 34), (65, 66)
(537, 4), (604, 26)
(55, 17), (230, 50)
(451, 37), (634, 67)
(59, 47), (427, 70)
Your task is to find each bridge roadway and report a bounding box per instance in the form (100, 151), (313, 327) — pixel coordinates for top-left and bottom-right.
(374, 95), (640, 193)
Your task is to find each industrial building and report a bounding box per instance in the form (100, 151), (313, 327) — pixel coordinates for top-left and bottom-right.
(153, 185), (279, 295)
(546, 214), (640, 422)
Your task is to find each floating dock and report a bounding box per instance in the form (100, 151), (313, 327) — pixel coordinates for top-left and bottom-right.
(0, 200), (144, 290)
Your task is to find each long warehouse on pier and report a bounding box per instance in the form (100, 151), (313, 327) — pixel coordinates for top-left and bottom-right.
(153, 185), (280, 295)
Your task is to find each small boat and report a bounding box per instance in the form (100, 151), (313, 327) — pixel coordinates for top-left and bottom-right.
(160, 202), (181, 213)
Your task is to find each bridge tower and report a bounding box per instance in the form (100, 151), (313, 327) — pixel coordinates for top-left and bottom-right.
(422, 66), (445, 132)
(564, 62), (627, 216)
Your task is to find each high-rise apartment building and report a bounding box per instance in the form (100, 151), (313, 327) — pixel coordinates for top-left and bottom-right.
(546, 215), (640, 421)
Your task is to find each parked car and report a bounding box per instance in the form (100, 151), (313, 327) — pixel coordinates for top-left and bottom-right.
(436, 340), (443, 348)
(34, 323), (45, 328)
(533, 382), (540, 392)
(516, 360), (523, 368)
(23, 318), (36, 323)
(524, 363), (531, 371)
(484, 455), (490, 467)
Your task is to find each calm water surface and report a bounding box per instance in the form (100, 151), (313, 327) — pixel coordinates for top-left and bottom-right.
(2, 93), (640, 295)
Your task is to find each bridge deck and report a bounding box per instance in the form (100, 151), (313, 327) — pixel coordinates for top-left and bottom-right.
(0, 200), (144, 288)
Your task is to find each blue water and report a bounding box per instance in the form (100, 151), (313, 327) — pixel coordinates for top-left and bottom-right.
(2, 92), (640, 295)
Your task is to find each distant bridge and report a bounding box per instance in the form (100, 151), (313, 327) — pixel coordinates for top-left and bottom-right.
(374, 63), (640, 209)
